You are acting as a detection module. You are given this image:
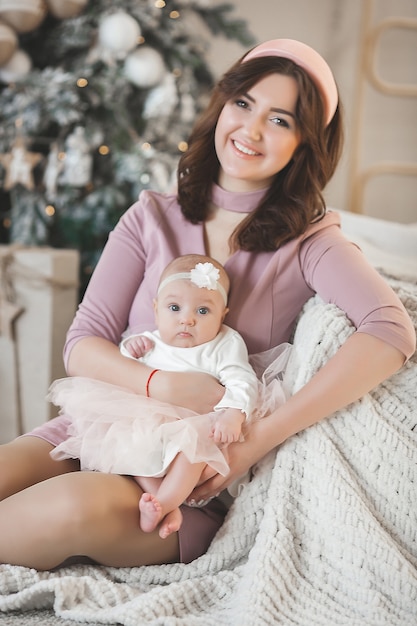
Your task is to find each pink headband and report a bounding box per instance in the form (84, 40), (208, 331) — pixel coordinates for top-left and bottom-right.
(242, 39), (338, 125)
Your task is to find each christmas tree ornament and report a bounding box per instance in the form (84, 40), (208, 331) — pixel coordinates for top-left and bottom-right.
(43, 142), (64, 200)
(0, 136), (42, 190)
(124, 46), (165, 89)
(143, 72), (178, 119)
(46, 0), (88, 20)
(0, 0), (47, 34)
(98, 12), (141, 60)
(0, 47), (31, 82)
(60, 126), (92, 187)
(0, 20), (17, 66)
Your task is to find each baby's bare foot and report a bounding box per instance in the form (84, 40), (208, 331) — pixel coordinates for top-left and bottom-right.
(139, 492), (162, 533)
(159, 507), (183, 539)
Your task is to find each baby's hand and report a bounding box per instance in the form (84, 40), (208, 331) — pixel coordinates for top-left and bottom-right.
(124, 335), (154, 359)
(210, 408), (245, 445)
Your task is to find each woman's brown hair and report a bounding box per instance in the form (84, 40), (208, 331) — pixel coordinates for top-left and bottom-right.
(177, 55), (344, 252)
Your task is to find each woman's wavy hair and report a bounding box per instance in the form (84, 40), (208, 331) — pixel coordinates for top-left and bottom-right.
(177, 55), (344, 252)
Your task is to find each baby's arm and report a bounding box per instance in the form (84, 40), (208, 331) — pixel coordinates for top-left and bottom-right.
(122, 334), (154, 359)
(209, 330), (260, 444)
(210, 408), (245, 445)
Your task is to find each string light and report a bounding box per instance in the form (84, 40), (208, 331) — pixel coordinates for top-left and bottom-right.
(141, 142), (152, 151)
(45, 205), (55, 217)
(154, 0), (166, 8)
(98, 144), (110, 155)
(76, 77), (88, 88)
(178, 141), (188, 152)
(170, 11), (180, 19)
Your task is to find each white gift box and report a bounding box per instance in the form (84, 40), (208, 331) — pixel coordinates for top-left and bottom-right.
(0, 245), (79, 443)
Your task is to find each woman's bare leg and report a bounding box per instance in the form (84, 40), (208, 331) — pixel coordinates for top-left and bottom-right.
(0, 436), (79, 500)
(0, 436), (179, 570)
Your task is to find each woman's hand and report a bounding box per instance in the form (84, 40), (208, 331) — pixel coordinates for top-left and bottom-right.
(152, 370), (226, 414)
(188, 417), (277, 503)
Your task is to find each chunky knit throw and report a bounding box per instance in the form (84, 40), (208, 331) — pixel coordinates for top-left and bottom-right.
(0, 274), (416, 626)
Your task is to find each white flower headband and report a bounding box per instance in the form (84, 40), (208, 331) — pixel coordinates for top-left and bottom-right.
(157, 262), (228, 305)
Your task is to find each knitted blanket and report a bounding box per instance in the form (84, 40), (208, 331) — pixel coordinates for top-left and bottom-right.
(0, 274), (416, 626)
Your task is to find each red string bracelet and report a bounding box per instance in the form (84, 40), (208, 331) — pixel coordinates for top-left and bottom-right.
(146, 369), (159, 397)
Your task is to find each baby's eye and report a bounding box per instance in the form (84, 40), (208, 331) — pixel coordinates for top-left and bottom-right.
(168, 304), (180, 312)
(197, 307), (209, 315)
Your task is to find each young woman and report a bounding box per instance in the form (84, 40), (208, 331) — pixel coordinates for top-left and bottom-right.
(0, 39), (414, 570)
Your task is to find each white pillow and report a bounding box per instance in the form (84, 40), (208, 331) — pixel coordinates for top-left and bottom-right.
(333, 209), (417, 280)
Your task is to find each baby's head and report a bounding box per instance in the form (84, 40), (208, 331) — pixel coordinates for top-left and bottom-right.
(154, 254), (230, 348)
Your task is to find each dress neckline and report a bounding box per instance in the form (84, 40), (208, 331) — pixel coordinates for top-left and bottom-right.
(211, 183), (268, 214)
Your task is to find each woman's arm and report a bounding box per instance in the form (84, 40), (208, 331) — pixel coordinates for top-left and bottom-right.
(68, 336), (225, 413)
(190, 332), (404, 500)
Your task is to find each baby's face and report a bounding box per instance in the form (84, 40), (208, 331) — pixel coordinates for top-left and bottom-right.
(154, 279), (227, 348)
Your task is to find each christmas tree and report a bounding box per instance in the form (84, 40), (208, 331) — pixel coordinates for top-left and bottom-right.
(0, 0), (253, 294)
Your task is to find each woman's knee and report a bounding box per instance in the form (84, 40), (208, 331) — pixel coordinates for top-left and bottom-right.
(53, 472), (141, 536)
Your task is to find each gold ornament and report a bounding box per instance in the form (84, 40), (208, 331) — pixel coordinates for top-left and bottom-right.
(46, 0), (88, 20)
(0, 0), (47, 34)
(0, 20), (17, 65)
(0, 136), (42, 190)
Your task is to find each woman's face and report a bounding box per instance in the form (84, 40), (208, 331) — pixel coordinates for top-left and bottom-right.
(214, 73), (301, 192)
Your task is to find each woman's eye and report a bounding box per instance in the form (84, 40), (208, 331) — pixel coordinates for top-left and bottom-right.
(234, 98), (249, 109)
(271, 116), (290, 128)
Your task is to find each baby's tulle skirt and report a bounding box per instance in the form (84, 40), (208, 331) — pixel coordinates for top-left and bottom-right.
(48, 343), (291, 480)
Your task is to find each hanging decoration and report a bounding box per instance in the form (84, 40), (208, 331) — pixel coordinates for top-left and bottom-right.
(0, 135), (42, 190)
(46, 0), (88, 20)
(0, 20), (17, 65)
(43, 142), (64, 200)
(92, 11), (141, 65)
(0, 47), (31, 82)
(0, 0), (47, 34)
(123, 45), (166, 88)
(142, 72), (178, 120)
(59, 126), (92, 188)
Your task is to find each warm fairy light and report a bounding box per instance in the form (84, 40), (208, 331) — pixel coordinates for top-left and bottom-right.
(45, 205), (55, 217)
(98, 144), (110, 155)
(170, 11), (180, 19)
(172, 68), (182, 77)
(155, 0), (166, 8)
(58, 151), (66, 161)
(178, 141), (188, 152)
(138, 35), (145, 44)
(142, 142), (152, 151)
(3, 217), (11, 228)
(77, 77), (88, 88)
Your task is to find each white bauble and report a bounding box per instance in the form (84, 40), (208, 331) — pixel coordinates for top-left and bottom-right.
(124, 46), (165, 89)
(0, 0), (47, 34)
(0, 48), (31, 82)
(98, 12), (141, 58)
(46, 0), (88, 19)
(0, 20), (17, 65)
